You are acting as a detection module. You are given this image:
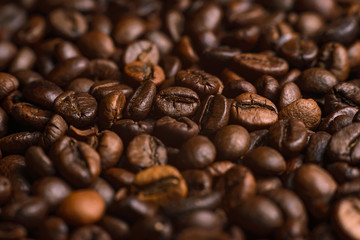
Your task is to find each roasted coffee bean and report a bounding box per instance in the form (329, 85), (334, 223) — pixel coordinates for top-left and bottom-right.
(90, 80), (133, 101)
(0, 155), (30, 192)
(49, 8), (88, 40)
(113, 17), (146, 45)
(13, 70), (43, 87)
(11, 102), (52, 130)
(0, 72), (19, 99)
(0, 176), (11, 205)
(295, 12), (324, 38)
(111, 119), (154, 144)
(316, 42), (350, 82)
(0, 131), (41, 154)
(77, 31), (115, 59)
(230, 196), (284, 236)
(321, 17), (359, 46)
(332, 197), (360, 240)
(104, 168), (134, 189)
(231, 53), (288, 80)
(154, 87), (200, 118)
(98, 215), (129, 240)
(146, 31), (173, 56)
(327, 162), (360, 184)
(328, 115), (353, 134)
(123, 40), (160, 65)
(124, 81), (156, 121)
(39, 114), (68, 150)
(327, 123), (360, 164)
(126, 133), (167, 171)
(67, 78), (94, 93)
(279, 37), (318, 69)
(278, 82), (302, 110)
(50, 136), (101, 187)
(256, 177), (282, 194)
(54, 41), (81, 62)
(299, 68), (337, 94)
(2, 196), (48, 228)
(0, 222), (27, 239)
(305, 131), (331, 165)
(69, 225), (111, 240)
(153, 116), (199, 147)
(243, 146), (286, 176)
(230, 93), (278, 130)
(89, 178), (114, 207)
(255, 75), (280, 103)
(176, 36), (199, 66)
(8, 46), (36, 73)
(175, 69), (220, 98)
(175, 228), (232, 240)
(54, 91), (97, 128)
(25, 146), (55, 178)
(131, 215), (173, 240)
(85, 59), (121, 81)
(57, 190), (105, 226)
(195, 94), (230, 134)
(47, 57), (89, 88)
(124, 61), (165, 87)
(222, 26), (260, 52)
(0, 107), (8, 138)
(268, 119), (308, 157)
(176, 135), (216, 170)
(182, 169), (212, 197)
(15, 15), (46, 45)
(279, 98), (321, 130)
(0, 41), (17, 71)
(293, 164), (337, 219)
(295, 0), (338, 20)
(223, 78), (257, 98)
(132, 165), (187, 206)
(247, 129), (269, 151)
(39, 217), (69, 240)
(99, 90), (126, 130)
(32, 177), (71, 210)
(213, 125), (250, 161)
(161, 55), (182, 78)
(319, 107), (358, 131)
(22, 80), (63, 109)
(165, 10), (184, 42)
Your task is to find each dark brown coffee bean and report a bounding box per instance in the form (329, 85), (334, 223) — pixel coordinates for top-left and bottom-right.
(132, 165), (187, 206)
(0, 155), (30, 193)
(190, 3), (222, 34)
(260, 21), (294, 51)
(316, 42), (350, 82)
(126, 134), (167, 171)
(89, 178), (114, 207)
(182, 169), (212, 197)
(175, 228), (232, 240)
(54, 41), (81, 62)
(39, 114), (68, 150)
(48, 57), (89, 88)
(222, 78), (257, 99)
(123, 40), (160, 65)
(54, 91), (97, 128)
(111, 119), (154, 144)
(15, 15), (46, 45)
(124, 81), (156, 121)
(332, 197), (360, 240)
(319, 107), (358, 131)
(124, 61), (165, 87)
(328, 115), (353, 134)
(243, 146), (286, 176)
(131, 215), (172, 240)
(8, 46), (36, 73)
(213, 125), (250, 161)
(299, 68), (337, 94)
(0, 107), (8, 138)
(67, 78), (94, 93)
(327, 162), (360, 184)
(161, 55), (182, 79)
(348, 40), (360, 70)
(0, 131), (41, 154)
(279, 98), (321, 130)
(49, 8), (88, 40)
(0, 41), (17, 71)
(154, 87), (200, 118)
(232, 53), (289, 80)
(195, 94), (230, 135)
(104, 168), (134, 189)
(99, 90), (126, 130)
(327, 123), (360, 164)
(268, 119), (308, 157)
(145, 31), (173, 56)
(31, 176), (71, 210)
(50, 136), (101, 187)
(293, 164), (337, 219)
(305, 131), (331, 165)
(69, 225), (111, 240)
(230, 196), (284, 235)
(11, 102), (52, 130)
(295, 0), (338, 20)
(176, 135), (216, 170)
(256, 177), (282, 194)
(278, 82), (302, 110)
(77, 31), (115, 59)
(165, 10), (184, 42)
(255, 75), (279, 103)
(321, 17), (359, 46)
(113, 17), (146, 45)
(175, 69), (221, 98)
(222, 26), (260, 52)
(57, 190), (105, 226)
(0, 222), (27, 240)
(279, 37), (318, 69)
(203, 48), (242, 73)
(39, 217), (69, 240)
(25, 146), (55, 178)
(85, 59), (121, 81)
(0, 176), (11, 205)
(98, 215), (129, 240)
(295, 12), (324, 38)
(22, 80), (63, 109)
(176, 36), (199, 66)
(90, 80), (133, 101)
(230, 93), (278, 130)
(0, 72), (19, 99)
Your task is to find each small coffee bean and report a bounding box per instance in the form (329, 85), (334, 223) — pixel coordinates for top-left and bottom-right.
(85, 59), (121, 81)
(67, 78), (94, 93)
(327, 162), (360, 184)
(25, 146), (55, 178)
(98, 90), (126, 130)
(132, 165), (187, 205)
(321, 17), (359, 46)
(39, 114), (68, 150)
(11, 102), (52, 130)
(90, 178), (115, 207)
(278, 82), (302, 110)
(0, 131), (41, 154)
(0, 107), (8, 138)
(319, 107), (358, 131)
(255, 75), (280, 103)
(113, 17), (146, 45)
(299, 68), (337, 94)
(104, 168), (134, 189)
(98, 215), (129, 240)
(57, 190), (105, 226)
(176, 36), (199, 66)
(0, 155), (30, 192)
(230, 92), (278, 130)
(305, 131), (331, 165)
(90, 80), (133, 101)
(0, 72), (19, 99)
(69, 225), (111, 240)
(124, 61), (165, 87)
(123, 40), (160, 65)
(111, 118), (154, 144)
(328, 115), (353, 134)
(131, 215), (173, 240)
(256, 177), (282, 194)
(22, 80), (63, 109)
(39, 217), (69, 240)
(54, 41), (81, 62)
(77, 31), (115, 59)
(182, 169), (212, 197)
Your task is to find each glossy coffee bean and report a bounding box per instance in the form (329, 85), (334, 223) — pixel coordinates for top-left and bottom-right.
(25, 146), (55, 178)
(77, 31), (115, 59)
(305, 131), (331, 165)
(54, 41), (81, 62)
(54, 91), (97, 128)
(67, 78), (94, 93)
(0, 155), (30, 192)
(11, 102), (52, 130)
(99, 90), (126, 130)
(299, 68), (337, 94)
(39, 217), (69, 240)
(255, 75), (280, 103)
(85, 59), (121, 81)
(278, 82), (302, 110)
(22, 80), (63, 109)
(131, 215), (173, 240)
(123, 40), (160, 65)
(57, 190), (105, 226)
(126, 134), (167, 171)
(111, 119), (154, 144)
(50, 136), (101, 187)
(0, 131), (41, 154)
(230, 93), (278, 130)
(0, 72), (19, 99)
(98, 215), (129, 240)
(124, 61), (165, 87)
(182, 169), (212, 197)
(69, 225), (111, 240)
(39, 114), (68, 150)
(113, 17), (146, 45)
(321, 17), (359, 46)
(90, 80), (133, 101)
(104, 168), (134, 189)
(132, 165), (187, 206)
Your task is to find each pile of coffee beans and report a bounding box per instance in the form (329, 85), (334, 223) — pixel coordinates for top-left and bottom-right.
(1, 0), (360, 239)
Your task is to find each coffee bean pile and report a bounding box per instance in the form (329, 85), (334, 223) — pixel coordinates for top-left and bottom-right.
(0, 0), (360, 239)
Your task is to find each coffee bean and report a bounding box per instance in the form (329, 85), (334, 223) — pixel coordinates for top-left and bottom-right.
(161, 55), (182, 78)
(176, 36), (199, 67)
(104, 168), (134, 189)
(69, 225), (111, 240)
(295, 0), (338, 20)
(278, 82), (302, 110)
(85, 59), (121, 81)
(54, 91), (97, 128)
(50, 136), (101, 187)
(90, 80), (133, 101)
(131, 215), (173, 240)
(328, 115), (353, 134)
(165, 10), (184, 42)
(15, 15), (46, 45)
(99, 90), (126, 130)
(54, 41), (81, 62)
(0, 131), (41, 154)
(305, 131), (331, 165)
(22, 80), (63, 109)
(319, 107), (358, 131)
(25, 146), (55, 178)
(77, 31), (115, 59)
(11, 102), (52, 130)
(255, 75), (280, 103)
(0, 41), (17, 71)
(154, 87), (200, 118)
(146, 31), (174, 56)
(232, 53), (288, 80)
(113, 17), (146, 45)
(0, 176), (11, 205)
(132, 165), (187, 205)
(299, 68), (337, 94)
(230, 93), (278, 130)
(321, 17), (359, 46)
(57, 190), (105, 226)
(327, 162), (360, 184)
(182, 169), (212, 197)
(256, 177), (282, 194)
(293, 164), (337, 219)
(0, 107), (8, 138)
(123, 40), (160, 65)
(39, 217), (69, 240)
(90, 178), (115, 207)
(243, 146), (286, 176)
(279, 98), (321, 130)
(98, 215), (129, 240)
(295, 12), (324, 38)
(111, 118), (154, 144)
(0, 72), (19, 99)
(67, 78), (94, 93)
(39, 114), (68, 150)
(0, 155), (30, 193)
(175, 228), (232, 240)
(124, 61), (165, 87)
